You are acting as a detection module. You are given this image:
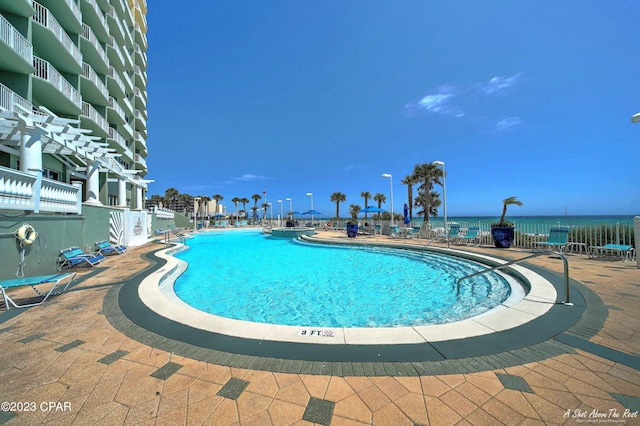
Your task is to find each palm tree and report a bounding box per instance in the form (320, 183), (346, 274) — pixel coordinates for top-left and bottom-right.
(261, 203), (269, 221)
(149, 194), (164, 209)
(414, 190), (441, 222)
(212, 194), (223, 215)
(251, 194), (262, 221)
(330, 192), (346, 219)
(231, 197), (241, 220)
(240, 197), (250, 216)
(498, 196), (524, 225)
(164, 187), (179, 210)
(373, 193), (386, 219)
(360, 191), (372, 219)
(411, 163), (444, 224)
(349, 204), (361, 220)
(401, 174), (418, 221)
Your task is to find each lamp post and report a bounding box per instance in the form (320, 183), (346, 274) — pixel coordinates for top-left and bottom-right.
(193, 197), (201, 232)
(286, 197), (292, 224)
(306, 192), (314, 225)
(381, 173), (393, 227)
(277, 200), (283, 227)
(432, 161), (448, 246)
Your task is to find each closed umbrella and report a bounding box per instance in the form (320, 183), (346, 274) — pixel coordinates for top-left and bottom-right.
(403, 203), (411, 225)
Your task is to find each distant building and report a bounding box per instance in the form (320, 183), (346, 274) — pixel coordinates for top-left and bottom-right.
(0, 0), (149, 210)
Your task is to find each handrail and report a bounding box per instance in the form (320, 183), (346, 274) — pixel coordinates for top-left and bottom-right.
(456, 250), (572, 305)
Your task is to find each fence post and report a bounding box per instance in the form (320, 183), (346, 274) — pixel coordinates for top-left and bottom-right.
(634, 216), (639, 269)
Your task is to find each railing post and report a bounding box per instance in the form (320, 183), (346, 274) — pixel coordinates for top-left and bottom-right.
(31, 169), (42, 213)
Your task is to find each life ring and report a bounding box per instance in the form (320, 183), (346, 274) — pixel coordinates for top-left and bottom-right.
(15, 224), (37, 245)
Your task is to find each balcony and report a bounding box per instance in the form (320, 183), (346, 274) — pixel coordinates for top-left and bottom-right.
(81, 62), (109, 106)
(32, 56), (82, 116)
(106, 66), (125, 99)
(107, 96), (125, 125)
(0, 83), (33, 114)
(134, 23), (147, 51)
(81, 23), (109, 74)
(81, 101), (109, 138)
(134, 86), (146, 110)
(120, 120), (133, 140)
(134, 153), (147, 170)
(133, 2), (147, 34)
(0, 14), (34, 74)
(133, 65), (146, 90)
(0, 166), (82, 214)
(106, 35), (125, 72)
(134, 44), (147, 70)
(37, 0), (82, 34)
(133, 109), (147, 132)
(121, 67), (134, 95)
(32, 2), (83, 74)
(108, 126), (133, 160)
(81, 0), (109, 43)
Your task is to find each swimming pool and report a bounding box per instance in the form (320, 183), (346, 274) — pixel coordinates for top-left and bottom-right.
(171, 230), (516, 328)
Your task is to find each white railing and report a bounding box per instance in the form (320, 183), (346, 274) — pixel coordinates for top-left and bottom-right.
(152, 206), (175, 220)
(134, 23), (147, 50)
(134, 110), (146, 128)
(0, 166), (81, 214)
(121, 94), (133, 116)
(82, 101), (109, 134)
(107, 36), (125, 71)
(81, 24), (108, 68)
(108, 96), (125, 121)
(32, 2), (82, 68)
(66, 0), (82, 25)
(108, 126), (133, 158)
(82, 62), (108, 100)
(86, 0), (108, 34)
(33, 57), (82, 108)
(0, 14), (33, 65)
(134, 153), (147, 168)
(121, 67), (134, 94)
(108, 66), (125, 95)
(0, 83), (33, 113)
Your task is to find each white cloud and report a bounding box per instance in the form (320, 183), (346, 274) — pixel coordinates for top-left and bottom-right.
(226, 173), (269, 184)
(495, 116), (523, 131)
(344, 165), (355, 171)
(409, 85), (465, 117)
(482, 72), (523, 95)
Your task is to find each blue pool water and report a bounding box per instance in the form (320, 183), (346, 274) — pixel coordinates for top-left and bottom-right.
(173, 230), (512, 328)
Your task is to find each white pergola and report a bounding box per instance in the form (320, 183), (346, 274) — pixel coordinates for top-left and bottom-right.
(0, 105), (148, 207)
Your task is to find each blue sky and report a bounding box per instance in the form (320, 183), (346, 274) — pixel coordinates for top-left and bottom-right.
(146, 1), (639, 218)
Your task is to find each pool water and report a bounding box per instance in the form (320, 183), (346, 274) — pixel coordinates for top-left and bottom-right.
(173, 230), (512, 328)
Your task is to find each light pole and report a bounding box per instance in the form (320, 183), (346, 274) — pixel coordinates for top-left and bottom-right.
(306, 192), (313, 225)
(193, 197), (201, 232)
(286, 197), (292, 224)
(267, 203), (272, 225)
(432, 161), (448, 245)
(277, 200), (283, 227)
(381, 173), (393, 227)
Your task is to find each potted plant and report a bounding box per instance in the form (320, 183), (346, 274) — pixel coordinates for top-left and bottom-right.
(490, 196), (523, 248)
(346, 219), (359, 238)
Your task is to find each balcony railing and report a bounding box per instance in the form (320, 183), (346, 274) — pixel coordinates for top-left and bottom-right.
(32, 2), (82, 68)
(134, 153), (147, 168)
(0, 14), (33, 65)
(0, 166), (82, 214)
(33, 57), (82, 108)
(85, 0), (108, 35)
(82, 62), (108, 100)
(108, 96), (125, 121)
(0, 83), (32, 113)
(82, 101), (109, 134)
(81, 23), (109, 68)
(108, 66), (125, 95)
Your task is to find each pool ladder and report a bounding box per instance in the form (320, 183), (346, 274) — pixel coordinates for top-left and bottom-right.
(163, 230), (187, 244)
(456, 250), (573, 305)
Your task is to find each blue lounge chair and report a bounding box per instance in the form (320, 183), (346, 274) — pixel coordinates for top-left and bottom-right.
(589, 244), (635, 262)
(535, 227), (569, 253)
(453, 226), (480, 245)
(96, 240), (127, 255)
(58, 247), (106, 270)
(1, 272), (76, 310)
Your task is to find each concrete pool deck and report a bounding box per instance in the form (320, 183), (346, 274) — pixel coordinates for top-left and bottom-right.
(0, 229), (639, 424)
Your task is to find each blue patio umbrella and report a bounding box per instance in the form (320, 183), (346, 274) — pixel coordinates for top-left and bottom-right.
(403, 203), (411, 225)
(361, 206), (386, 213)
(303, 210), (322, 215)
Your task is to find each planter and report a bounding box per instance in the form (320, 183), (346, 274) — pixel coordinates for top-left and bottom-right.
(491, 226), (515, 248)
(346, 223), (358, 238)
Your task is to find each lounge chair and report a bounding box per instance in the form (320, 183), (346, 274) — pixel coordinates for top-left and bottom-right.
(96, 240), (127, 255)
(1, 272), (76, 310)
(535, 227), (569, 253)
(58, 247), (106, 270)
(589, 244), (635, 262)
(453, 226), (480, 245)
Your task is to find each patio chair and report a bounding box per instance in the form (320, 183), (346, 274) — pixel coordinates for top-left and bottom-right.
(58, 247), (106, 270)
(96, 240), (127, 255)
(1, 272), (76, 310)
(535, 227), (569, 253)
(453, 226), (480, 245)
(588, 244), (635, 262)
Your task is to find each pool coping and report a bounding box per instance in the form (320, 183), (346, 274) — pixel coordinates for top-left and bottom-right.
(138, 234), (559, 346)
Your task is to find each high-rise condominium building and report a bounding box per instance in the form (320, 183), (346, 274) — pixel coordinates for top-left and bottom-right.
(0, 0), (149, 210)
